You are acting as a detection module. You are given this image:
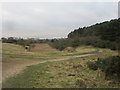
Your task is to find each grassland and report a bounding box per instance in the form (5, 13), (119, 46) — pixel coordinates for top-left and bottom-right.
(2, 43), (119, 88)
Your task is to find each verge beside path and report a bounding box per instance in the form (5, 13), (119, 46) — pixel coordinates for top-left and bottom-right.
(2, 52), (100, 84)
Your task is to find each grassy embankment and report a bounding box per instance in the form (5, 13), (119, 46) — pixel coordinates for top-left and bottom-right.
(2, 43), (98, 59)
(2, 43), (119, 88)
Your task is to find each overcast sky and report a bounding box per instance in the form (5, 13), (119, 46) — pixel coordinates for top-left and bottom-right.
(2, 2), (118, 39)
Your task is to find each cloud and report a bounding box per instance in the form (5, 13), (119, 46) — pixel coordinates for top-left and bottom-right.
(2, 2), (118, 38)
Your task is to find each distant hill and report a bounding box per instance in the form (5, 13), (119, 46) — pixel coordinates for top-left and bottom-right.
(68, 18), (120, 42)
(50, 18), (120, 51)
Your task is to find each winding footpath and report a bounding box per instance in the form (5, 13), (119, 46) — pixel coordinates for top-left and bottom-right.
(2, 52), (101, 84)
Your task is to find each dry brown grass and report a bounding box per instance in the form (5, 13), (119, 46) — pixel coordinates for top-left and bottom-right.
(31, 44), (59, 52)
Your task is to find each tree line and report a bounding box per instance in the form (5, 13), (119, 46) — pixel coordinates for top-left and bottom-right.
(50, 18), (120, 53)
(1, 37), (52, 46)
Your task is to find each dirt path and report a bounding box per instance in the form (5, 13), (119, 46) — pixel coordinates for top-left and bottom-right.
(2, 53), (97, 83)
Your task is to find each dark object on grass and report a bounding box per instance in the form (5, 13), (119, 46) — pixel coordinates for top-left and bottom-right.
(68, 74), (76, 76)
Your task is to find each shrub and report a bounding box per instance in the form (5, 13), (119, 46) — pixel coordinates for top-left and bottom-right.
(87, 56), (120, 78)
(86, 62), (98, 70)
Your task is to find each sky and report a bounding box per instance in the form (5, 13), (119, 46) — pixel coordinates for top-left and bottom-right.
(1, 2), (118, 39)
(118, 1), (120, 18)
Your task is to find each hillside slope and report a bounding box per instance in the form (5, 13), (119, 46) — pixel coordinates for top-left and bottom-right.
(68, 18), (120, 42)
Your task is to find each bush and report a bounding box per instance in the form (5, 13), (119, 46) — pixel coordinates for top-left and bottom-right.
(49, 39), (69, 51)
(86, 62), (98, 70)
(87, 56), (120, 78)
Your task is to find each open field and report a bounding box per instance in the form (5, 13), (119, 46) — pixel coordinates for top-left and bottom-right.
(2, 43), (99, 82)
(2, 43), (119, 88)
(1, 2), (120, 88)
